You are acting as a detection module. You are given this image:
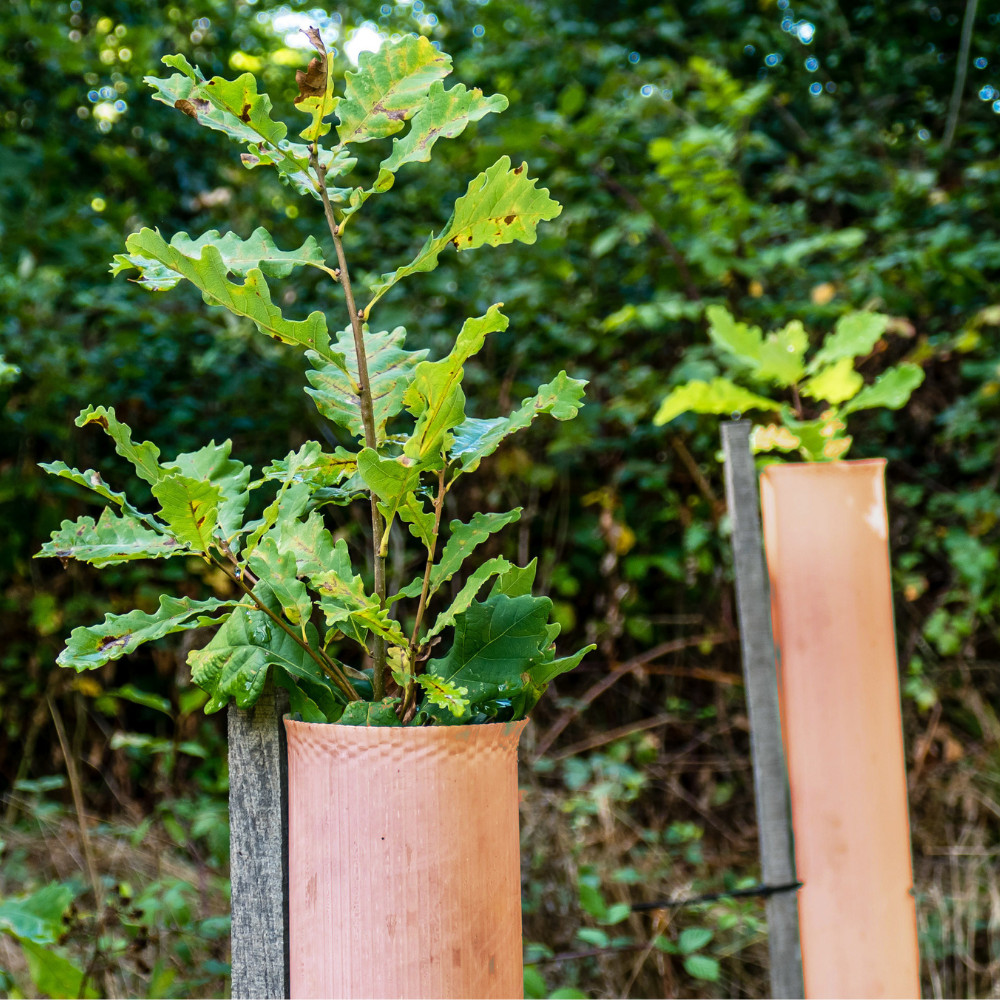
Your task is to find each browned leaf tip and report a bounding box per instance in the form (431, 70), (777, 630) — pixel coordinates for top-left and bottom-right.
(295, 56), (327, 104)
(303, 25), (326, 55)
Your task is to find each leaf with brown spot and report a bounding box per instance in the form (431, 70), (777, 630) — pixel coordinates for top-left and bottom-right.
(37, 508), (182, 568)
(75, 405), (164, 485)
(336, 34), (451, 146)
(366, 156), (561, 316)
(58, 595), (240, 671)
(151, 472), (222, 552)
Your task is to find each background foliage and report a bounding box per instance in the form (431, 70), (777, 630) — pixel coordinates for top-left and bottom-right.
(2, 0), (1000, 996)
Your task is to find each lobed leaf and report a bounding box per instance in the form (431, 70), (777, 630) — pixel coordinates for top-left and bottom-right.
(164, 439), (251, 544)
(841, 363), (925, 415)
(374, 80), (508, 185)
(706, 307), (807, 387)
(38, 509), (183, 567)
(111, 227), (334, 291)
(450, 371), (588, 471)
(426, 593), (553, 706)
(335, 34), (451, 147)
(247, 536), (313, 626)
(808, 311), (890, 373)
(800, 357), (864, 405)
(366, 158), (561, 315)
(146, 57), (323, 197)
(403, 305), (508, 466)
(305, 325), (427, 441)
(426, 509), (521, 596)
(57, 595), (240, 671)
(76, 405), (164, 485)
(415, 674), (469, 717)
(189, 585), (340, 714)
(391, 493), (436, 552)
(356, 449), (421, 548)
(422, 555), (513, 643)
(489, 559), (538, 598)
(151, 473), (222, 553)
(654, 378), (778, 426)
(119, 229), (339, 364)
(337, 697), (402, 726)
(37, 461), (159, 528)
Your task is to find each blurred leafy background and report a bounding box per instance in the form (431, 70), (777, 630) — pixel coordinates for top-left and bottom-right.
(2, 0), (1000, 996)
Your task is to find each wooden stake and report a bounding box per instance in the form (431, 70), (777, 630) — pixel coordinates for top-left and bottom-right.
(721, 421), (804, 999)
(229, 678), (289, 998)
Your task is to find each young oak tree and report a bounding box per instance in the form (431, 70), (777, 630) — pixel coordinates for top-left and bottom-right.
(38, 29), (593, 726)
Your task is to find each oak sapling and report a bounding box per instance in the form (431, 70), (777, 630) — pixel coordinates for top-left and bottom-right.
(38, 30), (593, 726)
(655, 306), (925, 461)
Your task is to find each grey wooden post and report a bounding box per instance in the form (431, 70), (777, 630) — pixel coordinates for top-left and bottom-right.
(228, 678), (290, 998)
(721, 421), (804, 1000)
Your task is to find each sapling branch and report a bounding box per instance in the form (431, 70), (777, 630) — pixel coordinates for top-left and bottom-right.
(311, 146), (390, 699)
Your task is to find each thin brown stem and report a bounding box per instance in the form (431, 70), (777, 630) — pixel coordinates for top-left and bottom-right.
(311, 148), (388, 697)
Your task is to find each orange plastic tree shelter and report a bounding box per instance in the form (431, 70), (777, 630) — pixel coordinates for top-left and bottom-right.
(759, 459), (920, 998)
(284, 719), (526, 999)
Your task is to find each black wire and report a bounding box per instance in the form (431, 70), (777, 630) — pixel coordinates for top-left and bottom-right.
(629, 879), (803, 913)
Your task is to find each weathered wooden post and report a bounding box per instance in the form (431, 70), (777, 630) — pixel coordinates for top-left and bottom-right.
(228, 678), (290, 998)
(721, 420), (804, 999)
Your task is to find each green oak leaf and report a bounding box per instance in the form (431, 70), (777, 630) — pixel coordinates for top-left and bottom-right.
(119, 229), (338, 364)
(403, 305), (509, 465)
(378, 81), (508, 180)
(273, 511), (338, 579)
(425, 593), (552, 705)
(415, 675), (469, 717)
(808, 312), (890, 373)
(337, 697), (402, 726)
(399, 508), (522, 604)
(37, 509), (183, 567)
(57, 595), (240, 671)
(0, 884), (76, 945)
(654, 378), (778, 425)
(366, 158), (561, 315)
(188, 585), (340, 713)
(801, 357), (864, 405)
(706, 307), (807, 387)
(422, 555), (513, 643)
(37, 461), (159, 528)
(111, 227), (334, 291)
(391, 493), (436, 552)
(164, 440), (251, 544)
(145, 57), (322, 197)
(335, 34), (451, 147)
(356, 449), (421, 550)
(489, 559), (538, 598)
(75, 405), (164, 485)
(247, 536), (312, 626)
(305, 325), (427, 441)
(151, 473), (222, 553)
(841, 363), (925, 415)
(450, 371), (588, 471)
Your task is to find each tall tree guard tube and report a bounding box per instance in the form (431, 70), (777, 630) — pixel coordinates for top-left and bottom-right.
(284, 719), (527, 999)
(759, 460), (920, 998)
